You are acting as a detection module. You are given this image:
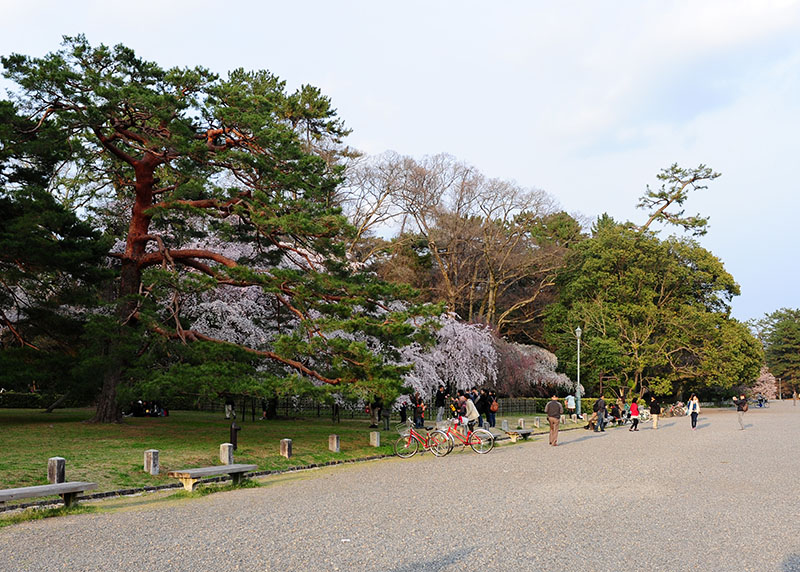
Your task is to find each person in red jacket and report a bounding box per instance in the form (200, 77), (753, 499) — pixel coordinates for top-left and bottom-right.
(629, 397), (640, 432)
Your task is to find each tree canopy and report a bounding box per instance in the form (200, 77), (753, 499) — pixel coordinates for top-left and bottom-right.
(1, 36), (428, 421)
(545, 217), (762, 399)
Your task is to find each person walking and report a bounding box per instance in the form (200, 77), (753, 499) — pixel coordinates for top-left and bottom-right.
(687, 394), (700, 430)
(594, 395), (607, 432)
(733, 394), (748, 430)
(649, 395), (661, 430)
(565, 394), (576, 419)
(434, 385), (446, 423)
(545, 394), (563, 446)
(629, 397), (640, 431)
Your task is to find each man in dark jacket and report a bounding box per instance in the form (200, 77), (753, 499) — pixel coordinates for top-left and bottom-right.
(594, 396), (606, 432)
(544, 395), (563, 446)
(649, 396), (661, 429)
(434, 385), (447, 423)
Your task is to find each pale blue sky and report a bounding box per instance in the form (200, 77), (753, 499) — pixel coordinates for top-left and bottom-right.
(2, 0), (798, 322)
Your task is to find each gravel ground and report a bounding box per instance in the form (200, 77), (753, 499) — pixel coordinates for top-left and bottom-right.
(2, 402), (800, 572)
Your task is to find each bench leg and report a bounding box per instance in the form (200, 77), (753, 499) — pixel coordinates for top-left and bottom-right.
(178, 477), (200, 492)
(230, 473), (243, 486)
(61, 492), (78, 507)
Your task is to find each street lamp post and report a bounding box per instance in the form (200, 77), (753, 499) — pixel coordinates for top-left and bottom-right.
(575, 327), (582, 418)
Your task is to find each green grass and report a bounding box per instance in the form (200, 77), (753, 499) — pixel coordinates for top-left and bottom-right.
(0, 408), (397, 497)
(0, 408), (576, 511)
(0, 505), (97, 528)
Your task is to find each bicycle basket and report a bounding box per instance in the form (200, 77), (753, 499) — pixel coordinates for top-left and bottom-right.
(395, 420), (413, 435)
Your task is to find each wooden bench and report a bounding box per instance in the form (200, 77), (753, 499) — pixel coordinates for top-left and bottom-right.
(168, 464), (258, 492)
(504, 428), (535, 443)
(0, 482), (97, 508)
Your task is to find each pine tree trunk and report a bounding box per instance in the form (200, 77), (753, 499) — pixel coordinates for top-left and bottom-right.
(90, 362), (123, 423)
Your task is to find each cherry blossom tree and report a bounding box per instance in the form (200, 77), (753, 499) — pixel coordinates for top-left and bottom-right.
(750, 366), (777, 400)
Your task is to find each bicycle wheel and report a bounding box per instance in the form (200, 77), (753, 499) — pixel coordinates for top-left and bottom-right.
(469, 429), (495, 454)
(395, 435), (420, 458)
(428, 430), (451, 457)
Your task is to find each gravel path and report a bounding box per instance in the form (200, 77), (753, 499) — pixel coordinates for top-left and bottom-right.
(2, 402), (800, 571)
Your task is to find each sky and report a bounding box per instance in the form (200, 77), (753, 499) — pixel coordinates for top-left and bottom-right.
(1, 0), (798, 322)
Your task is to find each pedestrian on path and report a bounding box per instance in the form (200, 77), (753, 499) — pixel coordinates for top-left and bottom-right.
(594, 396), (607, 432)
(687, 394), (700, 430)
(629, 397), (640, 431)
(565, 394), (576, 418)
(733, 394), (748, 430)
(545, 394), (563, 446)
(649, 395), (661, 429)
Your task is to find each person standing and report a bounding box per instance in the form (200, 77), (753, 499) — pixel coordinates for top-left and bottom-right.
(687, 394), (700, 430)
(565, 394), (576, 419)
(545, 394), (563, 446)
(594, 396), (607, 432)
(412, 392), (425, 428)
(649, 395), (661, 430)
(629, 397), (640, 431)
(435, 385), (447, 423)
(224, 395), (236, 420)
(733, 394), (748, 430)
(487, 390), (498, 428)
(471, 387), (484, 428)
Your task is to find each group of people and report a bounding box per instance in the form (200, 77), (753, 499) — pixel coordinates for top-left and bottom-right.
(400, 386), (498, 431)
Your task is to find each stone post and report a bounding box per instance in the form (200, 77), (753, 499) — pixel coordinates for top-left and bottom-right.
(48, 457), (65, 484)
(220, 443), (234, 465)
(280, 438), (293, 459)
(533, 417), (540, 428)
(518, 418), (525, 429)
(501, 419), (509, 431)
(369, 431), (380, 447)
(144, 449), (160, 475)
(328, 434), (340, 453)
(560, 414), (566, 424)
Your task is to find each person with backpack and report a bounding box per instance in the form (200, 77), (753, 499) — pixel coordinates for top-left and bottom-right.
(487, 390), (498, 428)
(733, 394), (748, 430)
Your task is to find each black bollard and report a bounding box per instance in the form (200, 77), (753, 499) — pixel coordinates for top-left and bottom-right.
(230, 422), (241, 451)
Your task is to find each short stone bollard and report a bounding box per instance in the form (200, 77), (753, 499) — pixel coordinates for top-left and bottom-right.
(560, 414), (566, 424)
(48, 457), (66, 484)
(501, 419), (509, 431)
(533, 417), (540, 428)
(220, 443), (234, 465)
(280, 438), (292, 459)
(571, 413), (578, 423)
(144, 449), (160, 475)
(369, 431), (380, 447)
(329, 434), (340, 453)
(518, 418), (525, 429)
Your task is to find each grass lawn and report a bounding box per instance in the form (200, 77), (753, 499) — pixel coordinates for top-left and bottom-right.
(0, 408), (574, 505)
(0, 408), (399, 495)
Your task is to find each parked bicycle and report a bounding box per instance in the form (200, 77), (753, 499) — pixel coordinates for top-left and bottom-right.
(394, 420), (450, 458)
(439, 418), (495, 455)
(664, 401), (685, 417)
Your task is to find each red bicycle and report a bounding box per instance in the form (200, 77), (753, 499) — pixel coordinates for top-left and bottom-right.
(440, 418), (494, 454)
(394, 421), (451, 458)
